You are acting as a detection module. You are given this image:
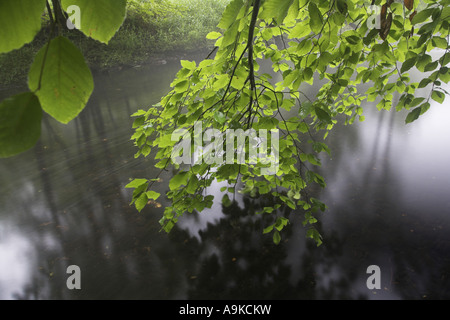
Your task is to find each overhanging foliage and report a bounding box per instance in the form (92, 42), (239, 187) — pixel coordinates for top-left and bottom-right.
(129, 0), (450, 245)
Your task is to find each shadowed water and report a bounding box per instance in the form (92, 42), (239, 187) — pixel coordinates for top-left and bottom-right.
(0, 53), (449, 300)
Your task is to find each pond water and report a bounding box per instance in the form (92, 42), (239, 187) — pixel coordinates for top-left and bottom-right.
(1, 52), (449, 300)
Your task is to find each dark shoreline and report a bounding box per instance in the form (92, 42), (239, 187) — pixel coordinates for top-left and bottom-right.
(0, 47), (213, 92)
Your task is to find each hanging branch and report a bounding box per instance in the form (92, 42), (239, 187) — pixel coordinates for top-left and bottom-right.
(46, 0), (54, 24)
(247, 0), (262, 128)
(51, 0), (69, 30)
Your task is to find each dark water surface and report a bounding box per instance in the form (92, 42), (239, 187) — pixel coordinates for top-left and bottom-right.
(1, 54), (450, 300)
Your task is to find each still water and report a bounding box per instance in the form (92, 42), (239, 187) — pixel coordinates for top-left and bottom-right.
(1, 53), (449, 300)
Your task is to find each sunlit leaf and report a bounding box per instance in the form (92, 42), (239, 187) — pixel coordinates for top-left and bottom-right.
(206, 31), (222, 40)
(61, 0), (127, 44)
(262, 0), (294, 24)
(125, 179), (148, 189)
(169, 171), (190, 190)
(186, 175), (199, 194)
(217, 0), (244, 30)
(28, 36), (94, 124)
(0, 0), (46, 53)
(214, 111), (226, 124)
(127, 0), (450, 246)
(174, 80), (189, 92)
(135, 193), (148, 212)
(146, 191), (161, 200)
(180, 60), (196, 70)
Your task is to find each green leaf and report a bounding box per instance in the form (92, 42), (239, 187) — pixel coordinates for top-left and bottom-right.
(314, 107), (331, 123)
(169, 171), (190, 190)
(213, 74), (229, 91)
(409, 97), (425, 108)
(303, 67), (314, 81)
(258, 117), (279, 129)
(61, 0), (127, 44)
(146, 191), (161, 200)
(214, 111), (227, 124)
(416, 54), (432, 72)
(420, 102), (431, 114)
(401, 57), (417, 73)
(0, 0), (46, 53)
(141, 145), (151, 157)
(306, 228), (322, 246)
(263, 224), (274, 234)
(220, 19), (239, 48)
(217, 0), (244, 30)
(174, 80), (189, 92)
(345, 35), (360, 45)
(336, 0), (348, 15)
(418, 78), (433, 88)
(273, 230), (281, 245)
(180, 60), (196, 70)
(186, 175), (199, 194)
(125, 178), (148, 189)
(222, 193), (232, 207)
(132, 116), (145, 128)
(155, 158), (170, 169)
(442, 6), (450, 20)
(298, 122), (309, 133)
(290, 22), (312, 39)
(206, 31), (222, 40)
(440, 67), (450, 83)
(440, 53), (450, 67)
(131, 109), (146, 117)
(28, 36), (94, 124)
(424, 61), (439, 72)
(308, 2), (323, 34)
(262, 207), (274, 214)
(134, 193), (148, 212)
(337, 79), (348, 87)
(262, 0), (294, 24)
(162, 219), (177, 233)
(275, 217), (289, 231)
(0, 92), (42, 158)
(411, 8), (433, 25)
(431, 90), (445, 104)
(405, 106), (422, 124)
(431, 37), (448, 50)
(332, 11), (346, 26)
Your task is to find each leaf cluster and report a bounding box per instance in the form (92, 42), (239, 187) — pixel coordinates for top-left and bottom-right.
(129, 0), (449, 245)
(0, 0), (127, 158)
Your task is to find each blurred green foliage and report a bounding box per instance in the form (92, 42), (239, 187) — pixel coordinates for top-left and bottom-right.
(0, 0), (230, 86)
